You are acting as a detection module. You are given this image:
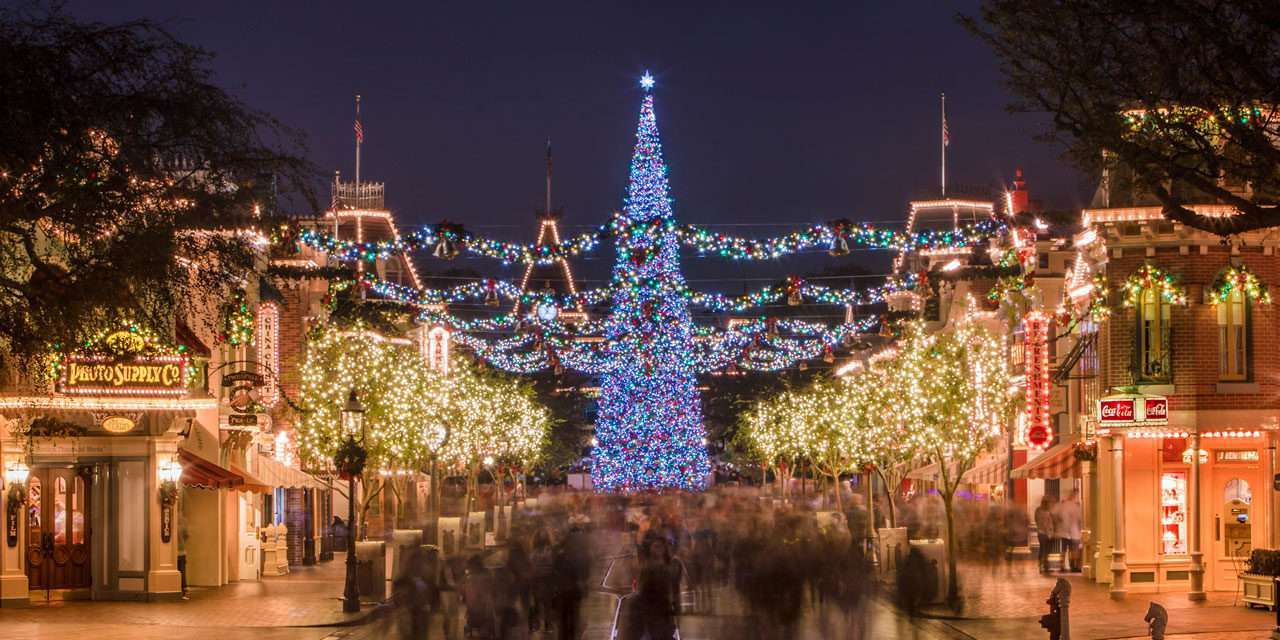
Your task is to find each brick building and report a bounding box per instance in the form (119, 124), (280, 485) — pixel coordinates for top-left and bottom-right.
(1069, 195), (1279, 598)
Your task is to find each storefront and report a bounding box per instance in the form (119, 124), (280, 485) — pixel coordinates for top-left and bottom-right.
(1091, 394), (1278, 596)
(1, 394), (215, 604)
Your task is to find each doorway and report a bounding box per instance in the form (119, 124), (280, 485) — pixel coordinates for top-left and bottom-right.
(26, 466), (93, 592)
(1207, 471), (1258, 592)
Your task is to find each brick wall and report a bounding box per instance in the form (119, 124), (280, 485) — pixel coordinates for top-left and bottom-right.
(1101, 245), (1279, 413)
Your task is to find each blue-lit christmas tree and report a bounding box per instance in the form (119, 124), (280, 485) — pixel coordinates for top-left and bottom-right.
(591, 78), (712, 491)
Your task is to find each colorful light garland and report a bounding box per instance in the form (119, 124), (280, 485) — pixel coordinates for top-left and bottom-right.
(1122, 263), (1188, 307)
(1208, 264), (1271, 305)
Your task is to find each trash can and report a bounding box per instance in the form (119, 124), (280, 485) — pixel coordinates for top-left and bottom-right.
(909, 538), (947, 604)
(355, 540), (387, 601)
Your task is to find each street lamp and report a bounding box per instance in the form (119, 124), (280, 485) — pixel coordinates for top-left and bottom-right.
(341, 389), (365, 614)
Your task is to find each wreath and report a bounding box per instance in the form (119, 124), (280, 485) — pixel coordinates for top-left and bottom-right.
(1122, 263), (1187, 307)
(1072, 441), (1097, 462)
(1208, 264), (1271, 305)
(334, 438), (367, 479)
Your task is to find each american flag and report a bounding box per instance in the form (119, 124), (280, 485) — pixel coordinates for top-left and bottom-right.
(943, 114), (950, 147)
(354, 117), (364, 144)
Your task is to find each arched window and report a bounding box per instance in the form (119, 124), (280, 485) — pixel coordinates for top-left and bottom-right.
(1138, 286), (1171, 381)
(1217, 287), (1248, 380)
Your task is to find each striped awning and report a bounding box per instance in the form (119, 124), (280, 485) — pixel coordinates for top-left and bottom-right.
(906, 462), (940, 481)
(255, 454), (329, 490)
(961, 456), (1007, 486)
(180, 448), (245, 490)
(1011, 441), (1081, 480)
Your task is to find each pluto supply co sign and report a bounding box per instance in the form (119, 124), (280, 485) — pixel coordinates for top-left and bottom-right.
(59, 355), (188, 397)
(1098, 395), (1168, 427)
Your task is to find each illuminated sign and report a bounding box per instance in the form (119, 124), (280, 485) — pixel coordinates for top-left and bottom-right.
(59, 356), (188, 397)
(100, 416), (137, 433)
(1099, 395), (1168, 427)
(1217, 450), (1260, 463)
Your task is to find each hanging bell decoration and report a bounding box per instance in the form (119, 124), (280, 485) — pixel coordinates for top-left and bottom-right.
(823, 346), (835, 363)
(786, 277), (803, 306)
(433, 237), (458, 260)
(484, 280), (500, 306)
(766, 318), (779, 337)
(828, 235), (850, 257)
(798, 361), (808, 371)
(827, 219), (852, 257)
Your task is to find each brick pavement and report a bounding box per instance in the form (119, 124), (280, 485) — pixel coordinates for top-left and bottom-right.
(915, 559), (1277, 639)
(0, 555), (366, 628)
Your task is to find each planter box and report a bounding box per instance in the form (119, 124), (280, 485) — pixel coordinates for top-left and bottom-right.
(1240, 572), (1277, 610)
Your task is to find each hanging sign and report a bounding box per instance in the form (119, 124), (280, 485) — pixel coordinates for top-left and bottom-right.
(101, 416), (137, 434)
(1099, 394), (1169, 426)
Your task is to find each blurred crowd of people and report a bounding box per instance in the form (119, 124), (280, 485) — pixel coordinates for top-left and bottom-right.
(374, 484), (1074, 639)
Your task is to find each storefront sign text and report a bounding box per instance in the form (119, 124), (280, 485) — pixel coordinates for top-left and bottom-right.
(60, 356), (187, 397)
(101, 416), (136, 433)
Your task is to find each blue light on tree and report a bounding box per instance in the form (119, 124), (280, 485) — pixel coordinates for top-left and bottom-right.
(591, 87), (711, 491)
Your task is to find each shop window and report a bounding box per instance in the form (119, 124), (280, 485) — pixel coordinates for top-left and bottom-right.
(72, 476), (85, 544)
(1217, 288), (1248, 380)
(1160, 471), (1187, 555)
(27, 475), (42, 540)
(118, 461), (146, 572)
(1138, 287), (1172, 382)
(53, 476), (67, 544)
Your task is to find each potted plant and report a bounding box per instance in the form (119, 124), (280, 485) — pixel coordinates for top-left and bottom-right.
(1241, 549), (1280, 609)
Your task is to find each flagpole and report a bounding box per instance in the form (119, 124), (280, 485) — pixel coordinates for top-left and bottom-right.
(545, 138), (553, 215)
(941, 92), (947, 197)
(354, 94), (364, 295)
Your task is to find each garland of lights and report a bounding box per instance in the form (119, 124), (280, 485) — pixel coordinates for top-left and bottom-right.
(298, 214), (1001, 267)
(1122, 263), (1188, 307)
(219, 288), (255, 346)
(297, 224), (605, 266)
(1208, 264), (1271, 305)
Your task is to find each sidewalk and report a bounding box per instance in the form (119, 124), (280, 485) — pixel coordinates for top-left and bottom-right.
(919, 559), (1277, 639)
(0, 554), (368, 629)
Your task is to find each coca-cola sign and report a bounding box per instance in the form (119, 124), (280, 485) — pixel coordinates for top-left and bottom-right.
(1099, 399), (1135, 423)
(1098, 395), (1168, 425)
(1144, 398), (1168, 421)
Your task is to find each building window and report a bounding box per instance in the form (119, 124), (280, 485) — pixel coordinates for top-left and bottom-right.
(1160, 470), (1188, 555)
(1217, 288), (1248, 381)
(1138, 287), (1171, 381)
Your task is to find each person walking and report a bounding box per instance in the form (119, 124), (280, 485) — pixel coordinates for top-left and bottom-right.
(1034, 497), (1056, 573)
(1055, 490), (1084, 572)
(625, 537), (682, 640)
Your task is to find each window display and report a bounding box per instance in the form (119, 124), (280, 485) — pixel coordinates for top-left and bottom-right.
(1161, 471), (1187, 555)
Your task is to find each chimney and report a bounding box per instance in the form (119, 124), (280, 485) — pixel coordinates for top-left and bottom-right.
(1009, 167), (1030, 215)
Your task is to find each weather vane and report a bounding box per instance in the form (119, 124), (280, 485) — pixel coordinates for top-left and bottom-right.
(640, 70), (655, 92)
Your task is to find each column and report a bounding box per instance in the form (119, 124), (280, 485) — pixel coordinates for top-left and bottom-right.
(1189, 432), (1205, 600)
(1269, 432), (1277, 550)
(147, 437), (182, 600)
(0, 425), (30, 607)
(1109, 434), (1127, 599)
(1081, 460), (1093, 579)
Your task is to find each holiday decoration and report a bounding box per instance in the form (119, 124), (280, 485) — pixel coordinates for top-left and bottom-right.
(1122, 263), (1188, 307)
(590, 90), (711, 491)
(219, 288), (255, 346)
(1208, 264), (1271, 305)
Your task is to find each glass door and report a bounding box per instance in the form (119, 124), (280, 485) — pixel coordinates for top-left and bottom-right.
(26, 466), (92, 592)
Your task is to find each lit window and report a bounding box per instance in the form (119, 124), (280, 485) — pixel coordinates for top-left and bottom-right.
(1217, 288), (1248, 381)
(1138, 287), (1171, 381)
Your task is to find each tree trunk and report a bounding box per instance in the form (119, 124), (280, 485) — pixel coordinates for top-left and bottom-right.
(830, 471), (843, 512)
(943, 489), (959, 604)
(873, 466), (897, 528)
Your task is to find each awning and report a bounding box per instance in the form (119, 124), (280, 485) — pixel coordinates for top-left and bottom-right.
(255, 454), (329, 490)
(180, 448), (245, 490)
(229, 463), (272, 493)
(906, 462), (939, 481)
(961, 456), (1008, 486)
(1011, 441), (1081, 480)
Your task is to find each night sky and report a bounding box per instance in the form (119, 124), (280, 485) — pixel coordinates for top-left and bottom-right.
(62, 1), (1092, 282)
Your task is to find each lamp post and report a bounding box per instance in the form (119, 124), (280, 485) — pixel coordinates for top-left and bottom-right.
(341, 390), (365, 614)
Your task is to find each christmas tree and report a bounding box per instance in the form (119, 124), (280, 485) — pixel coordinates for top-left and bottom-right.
(591, 81), (711, 490)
